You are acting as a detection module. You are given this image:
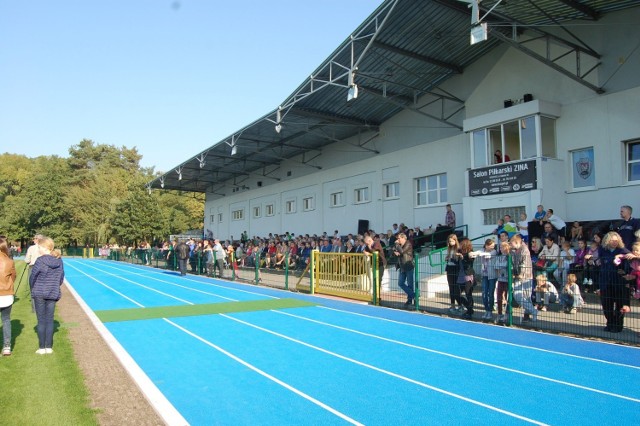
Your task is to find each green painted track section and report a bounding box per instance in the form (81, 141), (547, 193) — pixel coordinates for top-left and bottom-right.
(95, 298), (316, 323)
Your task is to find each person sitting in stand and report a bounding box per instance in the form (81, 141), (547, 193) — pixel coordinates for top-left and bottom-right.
(570, 221), (583, 247)
(621, 241), (640, 300)
(544, 208), (567, 244)
(503, 214), (518, 238)
(492, 219), (505, 236)
(539, 235), (560, 285)
(534, 273), (559, 311)
(517, 212), (529, 243)
(560, 273), (584, 314)
(555, 240), (575, 285)
(494, 149), (510, 163)
(534, 204), (546, 225)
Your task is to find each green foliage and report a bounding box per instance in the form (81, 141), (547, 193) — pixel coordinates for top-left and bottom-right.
(0, 140), (203, 247)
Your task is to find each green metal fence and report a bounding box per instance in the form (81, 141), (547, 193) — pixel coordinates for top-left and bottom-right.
(70, 242), (639, 345)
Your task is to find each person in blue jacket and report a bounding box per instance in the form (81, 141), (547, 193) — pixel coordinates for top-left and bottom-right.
(29, 237), (65, 354)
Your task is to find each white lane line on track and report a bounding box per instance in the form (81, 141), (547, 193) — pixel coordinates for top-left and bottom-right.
(75, 261), (195, 305)
(88, 259), (279, 300)
(76, 261), (238, 302)
(163, 318), (363, 426)
(65, 262), (146, 308)
(219, 313), (547, 425)
(318, 306), (640, 371)
(272, 309), (640, 404)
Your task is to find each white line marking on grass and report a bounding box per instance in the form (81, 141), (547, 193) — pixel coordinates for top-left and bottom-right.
(65, 262), (145, 308)
(77, 262), (195, 305)
(99, 260), (279, 300)
(318, 306), (640, 371)
(220, 314), (547, 425)
(163, 318), (363, 426)
(80, 262), (238, 302)
(273, 309), (640, 404)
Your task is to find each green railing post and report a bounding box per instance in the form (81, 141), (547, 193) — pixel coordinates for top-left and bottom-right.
(372, 252), (378, 305)
(254, 252), (260, 285)
(413, 252), (419, 311)
(507, 254), (513, 326)
(284, 253), (289, 291)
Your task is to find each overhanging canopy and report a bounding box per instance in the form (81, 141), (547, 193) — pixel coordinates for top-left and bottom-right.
(148, 0), (638, 193)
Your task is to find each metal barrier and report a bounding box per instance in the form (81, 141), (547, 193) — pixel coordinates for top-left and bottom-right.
(312, 251), (378, 303)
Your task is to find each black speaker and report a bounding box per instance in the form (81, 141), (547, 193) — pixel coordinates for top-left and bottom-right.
(357, 219), (369, 235)
(504, 99), (513, 108)
(523, 93), (533, 102)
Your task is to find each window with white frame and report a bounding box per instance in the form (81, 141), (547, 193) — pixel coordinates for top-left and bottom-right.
(209, 215), (215, 224)
(285, 199), (296, 214)
(571, 147), (595, 189)
(354, 187), (370, 204)
(232, 209), (244, 221)
(383, 182), (399, 200)
(217, 213), (223, 223)
(302, 196), (314, 211)
(253, 206), (261, 218)
(626, 139), (640, 183)
(471, 115), (556, 167)
(265, 204), (275, 216)
(330, 191), (344, 207)
(416, 173), (447, 206)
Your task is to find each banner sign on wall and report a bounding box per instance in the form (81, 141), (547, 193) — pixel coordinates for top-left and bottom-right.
(469, 159), (537, 196)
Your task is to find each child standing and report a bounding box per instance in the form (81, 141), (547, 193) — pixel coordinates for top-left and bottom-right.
(494, 241), (511, 323)
(560, 273), (584, 313)
(583, 240), (601, 293)
(476, 239), (498, 321)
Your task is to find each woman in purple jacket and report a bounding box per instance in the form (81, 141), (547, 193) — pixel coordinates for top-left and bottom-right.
(29, 237), (64, 355)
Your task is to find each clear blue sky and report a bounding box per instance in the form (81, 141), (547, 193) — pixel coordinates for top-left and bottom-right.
(0, 0), (381, 173)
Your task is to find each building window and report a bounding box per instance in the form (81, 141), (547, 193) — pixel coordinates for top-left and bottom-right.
(416, 174), (447, 206)
(383, 182), (399, 200)
(626, 140), (640, 183)
(571, 147), (595, 189)
(330, 191), (344, 207)
(209, 215), (215, 224)
(354, 187), (370, 204)
(232, 209), (244, 221)
(483, 207), (525, 226)
(285, 199), (296, 214)
(266, 204), (275, 216)
(253, 206), (261, 218)
(470, 115), (556, 167)
(303, 196), (314, 211)
(217, 213), (223, 223)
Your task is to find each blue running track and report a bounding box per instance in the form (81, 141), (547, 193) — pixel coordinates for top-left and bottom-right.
(64, 259), (640, 425)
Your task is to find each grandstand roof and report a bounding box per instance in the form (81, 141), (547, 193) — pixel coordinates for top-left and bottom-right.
(148, 0), (639, 193)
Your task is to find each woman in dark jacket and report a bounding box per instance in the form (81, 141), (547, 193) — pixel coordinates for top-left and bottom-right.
(29, 237), (64, 354)
(596, 232), (630, 333)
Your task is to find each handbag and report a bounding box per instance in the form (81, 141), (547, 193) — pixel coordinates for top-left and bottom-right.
(535, 258), (546, 268)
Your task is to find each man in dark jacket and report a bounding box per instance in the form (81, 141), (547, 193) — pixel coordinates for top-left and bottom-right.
(176, 240), (190, 276)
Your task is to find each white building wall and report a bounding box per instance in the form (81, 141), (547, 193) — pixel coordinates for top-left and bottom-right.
(204, 8), (640, 240)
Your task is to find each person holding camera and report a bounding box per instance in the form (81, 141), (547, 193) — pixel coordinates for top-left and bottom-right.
(394, 233), (415, 308)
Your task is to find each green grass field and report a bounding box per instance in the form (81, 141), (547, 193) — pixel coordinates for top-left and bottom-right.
(0, 261), (99, 425)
